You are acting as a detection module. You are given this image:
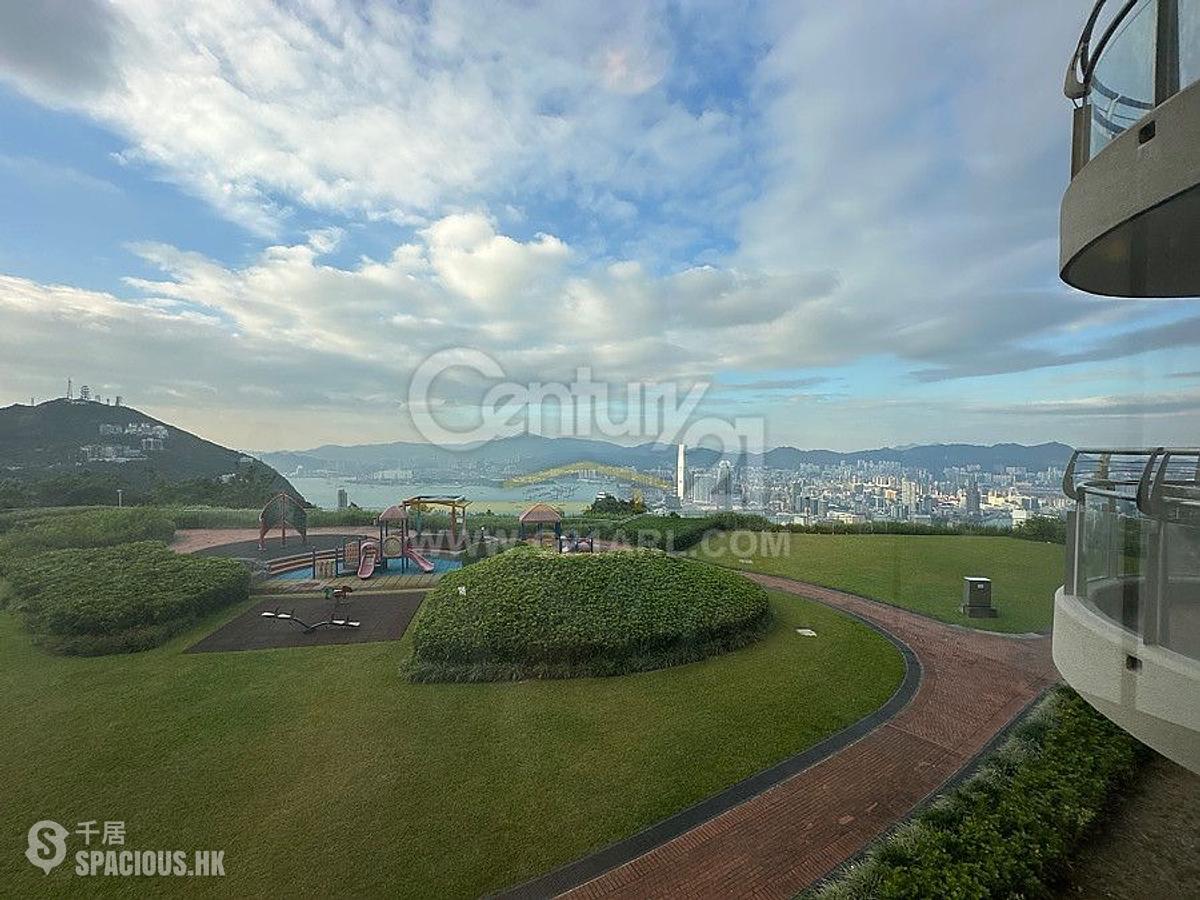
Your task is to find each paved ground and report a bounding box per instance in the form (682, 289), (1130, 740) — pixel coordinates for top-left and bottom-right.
(178, 529), (449, 592)
(264, 571), (445, 592)
(1058, 752), (1200, 899)
(171, 526), (372, 555)
(186, 591), (425, 653)
(191, 532), (367, 561)
(554, 574), (1059, 900)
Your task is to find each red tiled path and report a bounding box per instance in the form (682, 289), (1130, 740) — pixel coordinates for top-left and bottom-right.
(561, 575), (1060, 900)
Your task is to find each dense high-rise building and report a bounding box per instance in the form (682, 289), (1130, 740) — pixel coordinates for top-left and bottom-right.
(965, 481), (981, 516)
(692, 472), (717, 505)
(676, 444), (685, 500)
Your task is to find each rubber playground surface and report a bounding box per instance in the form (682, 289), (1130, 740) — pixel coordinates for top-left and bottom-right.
(191, 532), (366, 561)
(186, 591), (426, 653)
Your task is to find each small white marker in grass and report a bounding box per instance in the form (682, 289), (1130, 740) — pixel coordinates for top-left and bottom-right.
(738, 558), (752, 564)
(795, 628), (817, 637)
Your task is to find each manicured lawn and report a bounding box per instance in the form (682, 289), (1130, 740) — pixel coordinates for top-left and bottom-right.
(0, 589), (902, 897)
(696, 532), (1062, 633)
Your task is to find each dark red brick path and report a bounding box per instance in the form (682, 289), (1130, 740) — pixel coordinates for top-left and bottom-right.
(560, 575), (1059, 899)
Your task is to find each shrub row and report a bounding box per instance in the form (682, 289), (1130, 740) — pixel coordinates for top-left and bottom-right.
(5, 541), (249, 655)
(406, 546), (771, 681)
(811, 687), (1145, 900)
(557, 513), (1065, 552)
(162, 505), (398, 529)
(77, 503), (1065, 549)
(0, 508), (177, 595)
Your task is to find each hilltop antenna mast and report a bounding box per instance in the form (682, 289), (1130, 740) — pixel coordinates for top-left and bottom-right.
(67, 378), (73, 401)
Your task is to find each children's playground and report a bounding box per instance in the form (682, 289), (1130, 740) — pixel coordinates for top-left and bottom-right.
(186, 494), (594, 651)
(232, 492), (473, 590)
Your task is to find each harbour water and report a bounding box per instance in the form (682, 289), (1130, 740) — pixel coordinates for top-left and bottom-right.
(289, 476), (624, 513)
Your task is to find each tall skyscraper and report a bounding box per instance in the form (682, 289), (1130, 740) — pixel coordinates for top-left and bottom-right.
(966, 481), (981, 517)
(692, 472), (717, 505)
(676, 444), (686, 500)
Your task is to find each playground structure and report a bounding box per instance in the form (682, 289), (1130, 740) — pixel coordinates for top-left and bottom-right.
(261, 495), (470, 581)
(261, 586), (358, 632)
(375, 496), (470, 575)
(388, 495), (470, 548)
(257, 492), (308, 551)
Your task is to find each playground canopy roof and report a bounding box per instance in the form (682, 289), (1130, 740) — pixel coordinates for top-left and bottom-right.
(377, 504), (408, 522)
(519, 502), (562, 524)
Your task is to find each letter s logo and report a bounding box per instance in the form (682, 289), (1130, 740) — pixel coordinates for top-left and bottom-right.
(25, 820), (69, 874)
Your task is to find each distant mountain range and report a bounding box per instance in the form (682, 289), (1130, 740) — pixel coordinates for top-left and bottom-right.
(261, 434), (1074, 477)
(0, 399), (299, 503)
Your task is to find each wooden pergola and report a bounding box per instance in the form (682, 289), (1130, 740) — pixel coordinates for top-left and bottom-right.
(395, 495), (470, 547)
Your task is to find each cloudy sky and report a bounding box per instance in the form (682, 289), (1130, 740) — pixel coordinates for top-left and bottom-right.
(0, 0), (1196, 452)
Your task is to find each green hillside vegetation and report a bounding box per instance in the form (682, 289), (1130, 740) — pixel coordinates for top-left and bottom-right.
(0, 399), (301, 508)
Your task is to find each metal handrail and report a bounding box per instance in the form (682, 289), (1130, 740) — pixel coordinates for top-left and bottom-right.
(1065, 0), (1145, 100)
(1065, 447), (1200, 520)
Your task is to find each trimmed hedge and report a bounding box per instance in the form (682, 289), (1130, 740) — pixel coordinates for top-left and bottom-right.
(601, 512), (772, 550)
(406, 546), (771, 681)
(6, 541), (249, 655)
(0, 507), (176, 558)
(811, 687), (1145, 900)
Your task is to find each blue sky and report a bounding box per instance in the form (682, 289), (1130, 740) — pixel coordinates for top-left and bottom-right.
(0, 1), (1197, 452)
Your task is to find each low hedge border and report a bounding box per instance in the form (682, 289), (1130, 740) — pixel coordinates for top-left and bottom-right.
(809, 686), (1146, 900)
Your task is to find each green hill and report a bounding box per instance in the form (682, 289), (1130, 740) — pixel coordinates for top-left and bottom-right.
(0, 399), (302, 508)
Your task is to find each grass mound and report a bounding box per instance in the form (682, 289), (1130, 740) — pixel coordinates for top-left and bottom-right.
(5, 541), (249, 655)
(406, 547), (771, 681)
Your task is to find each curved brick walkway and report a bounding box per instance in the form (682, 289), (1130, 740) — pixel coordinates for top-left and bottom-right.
(553, 575), (1059, 899)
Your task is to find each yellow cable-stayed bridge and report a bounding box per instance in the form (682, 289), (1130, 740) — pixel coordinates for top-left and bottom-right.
(502, 460), (672, 492)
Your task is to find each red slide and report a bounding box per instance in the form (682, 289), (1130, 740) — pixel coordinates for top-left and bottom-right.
(358, 541), (378, 579)
(404, 546), (435, 574)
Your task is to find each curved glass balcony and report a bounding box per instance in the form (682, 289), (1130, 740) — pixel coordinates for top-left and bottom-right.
(1066, 0), (1200, 160)
(1066, 454), (1200, 662)
(1083, 0), (1158, 159)
(1061, 1), (1200, 297)
(1056, 449), (1200, 772)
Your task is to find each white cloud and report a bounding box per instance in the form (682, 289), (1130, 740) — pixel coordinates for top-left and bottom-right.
(2, 1), (1194, 450)
(0, 0), (745, 237)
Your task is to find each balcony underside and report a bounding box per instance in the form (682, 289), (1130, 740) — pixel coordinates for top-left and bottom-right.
(1054, 584), (1200, 773)
(1061, 78), (1200, 297)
